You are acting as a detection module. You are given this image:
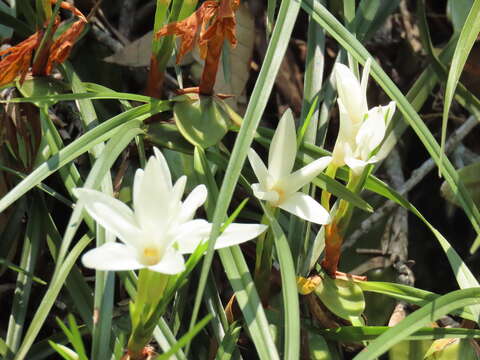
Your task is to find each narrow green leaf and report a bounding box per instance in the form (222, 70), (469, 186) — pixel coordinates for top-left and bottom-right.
(155, 315), (212, 360)
(358, 281), (474, 320)
(441, 0), (480, 175)
(0, 102), (168, 213)
(14, 234), (93, 360)
(353, 288), (480, 360)
(5, 199), (42, 352)
(215, 323), (241, 360)
(2, 91), (156, 105)
(262, 207), (300, 360)
(0, 4), (31, 37)
(320, 326), (480, 342)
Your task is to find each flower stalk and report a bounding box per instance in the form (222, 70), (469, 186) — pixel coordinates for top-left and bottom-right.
(127, 269), (170, 359)
(320, 59), (396, 276)
(253, 205), (277, 304)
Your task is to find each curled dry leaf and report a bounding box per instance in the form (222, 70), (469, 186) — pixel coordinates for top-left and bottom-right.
(0, 32), (43, 86)
(156, 0), (240, 95)
(0, 0), (87, 87)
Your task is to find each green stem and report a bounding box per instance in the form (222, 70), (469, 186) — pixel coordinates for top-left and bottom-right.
(127, 269), (170, 357)
(32, 0), (62, 74)
(320, 163), (338, 210)
(254, 205), (277, 304)
(335, 170), (363, 233)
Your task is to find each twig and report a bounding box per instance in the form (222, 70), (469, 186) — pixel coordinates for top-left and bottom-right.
(381, 147), (409, 264)
(90, 23), (124, 53)
(87, 0), (104, 21)
(119, 0), (139, 38)
(343, 115), (479, 250)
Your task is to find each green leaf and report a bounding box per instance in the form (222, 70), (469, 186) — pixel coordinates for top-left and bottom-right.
(215, 323), (241, 360)
(447, 0), (474, 33)
(54, 315), (88, 360)
(0, 258), (46, 285)
(441, 0), (480, 175)
(173, 95), (231, 149)
(320, 326), (480, 342)
(155, 315), (212, 360)
(424, 338), (478, 360)
(48, 343), (80, 360)
(262, 208), (300, 360)
(0, 1), (31, 38)
(314, 275), (365, 320)
(3, 91), (155, 105)
(353, 0), (400, 41)
(0, 102), (168, 213)
(146, 123), (194, 154)
(14, 235), (93, 360)
(353, 288), (480, 360)
(441, 161), (480, 208)
(5, 199), (42, 353)
(358, 281), (474, 320)
(16, 78), (69, 107)
(307, 332), (332, 360)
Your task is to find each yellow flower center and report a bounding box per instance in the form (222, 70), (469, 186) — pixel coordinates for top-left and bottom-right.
(142, 247), (161, 266)
(270, 186), (286, 207)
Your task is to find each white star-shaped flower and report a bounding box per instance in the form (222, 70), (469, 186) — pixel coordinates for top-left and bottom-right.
(332, 59), (396, 175)
(247, 109), (332, 224)
(75, 147), (267, 274)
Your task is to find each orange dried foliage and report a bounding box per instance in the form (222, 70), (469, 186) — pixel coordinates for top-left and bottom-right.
(0, 32), (42, 85)
(0, 0), (87, 87)
(45, 18), (87, 74)
(321, 222), (343, 277)
(155, 0), (240, 95)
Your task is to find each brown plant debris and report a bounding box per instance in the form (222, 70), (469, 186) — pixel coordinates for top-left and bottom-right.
(156, 0), (239, 95)
(0, 0), (87, 87)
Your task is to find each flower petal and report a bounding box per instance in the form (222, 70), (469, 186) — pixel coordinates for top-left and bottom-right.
(172, 175), (187, 203)
(148, 247), (186, 274)
(133, 168), (144, 208)
(278, 192), (330, 225)
(334, 63), (367, 124)
(252, 183), (279, 203)
(153, 147), (173, 190)
(360, 58), (372, 100)
(248, 148), (268, 187)
(283, 156), (332, 195)
(174, 219), (212, 253)
(82, 242), (144, 271)
(74, 188), (142, 247)
(166, 175), (187, 225)
(384, 101), (396, 124)
(268, 109), (297, 180)
(355, 105), (388, 159)
(178, 184), (207, 224)
(345, 156), (371, 175)
(215, 223), (268, 249)
(135, 151), (173, 231)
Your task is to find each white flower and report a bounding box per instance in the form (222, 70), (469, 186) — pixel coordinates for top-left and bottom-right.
(248, 109), (332, 224)
(75, 147), (267, 274)
(332, 59), (396, 175)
